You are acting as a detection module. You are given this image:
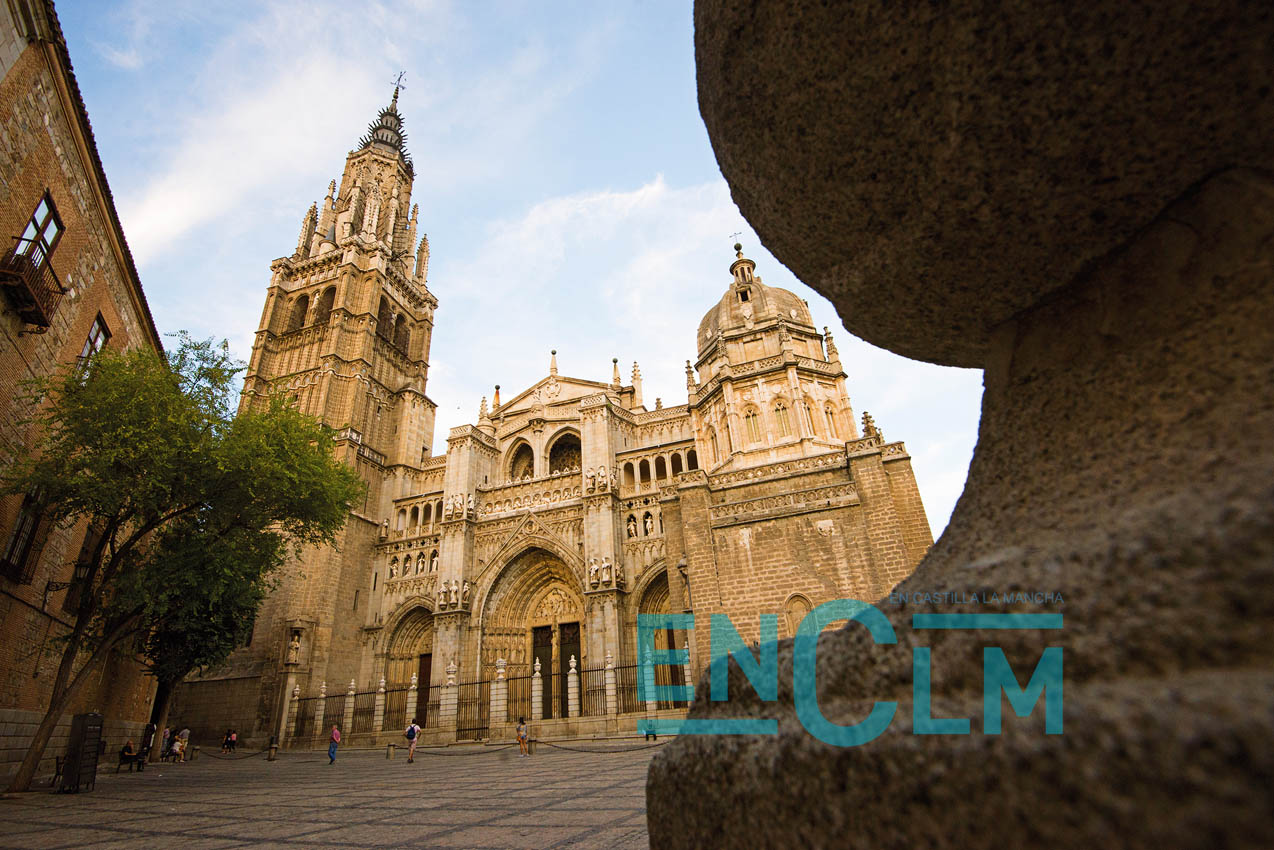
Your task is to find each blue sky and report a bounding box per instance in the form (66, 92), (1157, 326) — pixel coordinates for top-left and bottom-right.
(57, 0), (983, 537)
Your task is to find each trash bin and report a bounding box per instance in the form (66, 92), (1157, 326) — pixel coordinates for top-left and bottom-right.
(59, 712), (102, 793)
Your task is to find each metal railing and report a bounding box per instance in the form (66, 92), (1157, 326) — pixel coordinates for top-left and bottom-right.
(581, 665), (608, 717)
(351, 691), (377, 734)
(0, 239), (64, 327)
(384, 688), (407, 730)
(422, 685), (441, 728)
(507, 675), (532, 723)
(294, 697), (317, 739)
(615, 664), (643, 714)
(456, 680), (490, 741)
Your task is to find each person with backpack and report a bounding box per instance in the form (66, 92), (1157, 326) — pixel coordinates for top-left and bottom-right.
(404, 718), (421, 763)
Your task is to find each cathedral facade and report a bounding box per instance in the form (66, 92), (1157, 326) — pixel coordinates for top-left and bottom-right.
(172, 93), (933, 745)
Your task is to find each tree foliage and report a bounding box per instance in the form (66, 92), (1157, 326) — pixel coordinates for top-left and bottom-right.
(3, 335), (364, 790)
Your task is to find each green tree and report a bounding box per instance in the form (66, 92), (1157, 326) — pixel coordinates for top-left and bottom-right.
(2, 336), (363, 791)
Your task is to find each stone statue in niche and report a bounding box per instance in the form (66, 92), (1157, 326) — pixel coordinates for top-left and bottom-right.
(609, 468), (617, 490)
(644, 514), (654, 536)
(601, 557), (613, 584)
(461, 581), (471, 606)
(437, 586), (447, 608)
(388, 560), (397, 578)
(286, 632), (301, 664)
(596, 466), (609, 491)
(449, 580), (460, 605)
(588, 558), (599, 585)
(584, 468), (595, 492)
(627, 516), (637, 538)
(466, 494), (475, 516)
(614, 560), (625, 586)
(429, 551), (439, 572)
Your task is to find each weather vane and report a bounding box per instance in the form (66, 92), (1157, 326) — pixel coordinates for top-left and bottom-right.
(393, 71), (407, 91)
(730, 231), (742, 241)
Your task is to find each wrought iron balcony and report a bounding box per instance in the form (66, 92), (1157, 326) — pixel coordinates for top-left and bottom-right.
(0, 238), (65, 327)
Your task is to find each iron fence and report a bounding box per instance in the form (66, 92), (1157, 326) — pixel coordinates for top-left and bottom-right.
(422, 685), (442, 728)
(456, 680), (490, 741)
(294, 696), (317, 739)
(384, 688), (408, 730)
(581, 665), (608, 716)
(507, 675), (532, 723)
(351, 690), (377, 734)
(323, 694), (346, 732)
(615, 663), (642, 714)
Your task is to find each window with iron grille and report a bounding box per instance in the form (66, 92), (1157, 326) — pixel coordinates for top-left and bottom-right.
(2, 489), (48, 583)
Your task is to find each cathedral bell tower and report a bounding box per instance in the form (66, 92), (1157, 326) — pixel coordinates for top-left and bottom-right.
(239, 87), (438, 731)
(243, 85), (437, 471)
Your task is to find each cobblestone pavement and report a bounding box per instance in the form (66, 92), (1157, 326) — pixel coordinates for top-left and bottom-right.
(0, 741), (660, 849)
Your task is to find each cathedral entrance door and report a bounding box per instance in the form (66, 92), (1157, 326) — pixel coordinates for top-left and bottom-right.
(558, 622), (580, 718)
(417, 654), (432, 722)
(533, 626), (553, 719)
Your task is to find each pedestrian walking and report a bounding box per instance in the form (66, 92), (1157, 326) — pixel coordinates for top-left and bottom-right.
(177, 727), (191, 762)
(328, 724), (341, 764)
(159, 727), (171, 760)
(516, 717), (529, 757)
(222, 729), (232, 753)
(404, 718), (421, 763)
(228, 730), (237, 752)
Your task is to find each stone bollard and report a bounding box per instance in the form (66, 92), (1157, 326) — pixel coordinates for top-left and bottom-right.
(604, 651), (618, 716)
(440, 661), (458, 729)
(190, 746), (199, 761)
(531, 658), (543, 722)
(406, 673), (419, 725)
(643, 650), (657, 739)
(567, 655), (580, 718)
(313, 681), (327, 743)
(491, 658), (508, 726)
(268, 743), (278, 761)
(374, 677), (386, 734)
(386, 743), (395, 760)
(343, 680), (356, 736)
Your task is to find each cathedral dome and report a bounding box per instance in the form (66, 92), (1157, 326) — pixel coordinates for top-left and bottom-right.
(696, 245), (815, 356)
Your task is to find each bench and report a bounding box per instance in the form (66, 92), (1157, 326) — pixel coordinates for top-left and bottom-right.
(116, 748), (146, 772)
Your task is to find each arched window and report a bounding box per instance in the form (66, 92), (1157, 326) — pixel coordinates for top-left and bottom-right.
(509, 443), (534, 480)
(429, 549), (439, 572)
(547, 432), (581, 474)
(639, 459), (652, 488)
(744, 409), (761, 443)
(395, 508), (406, 531)
(654, 456), (668, 480)
(799, 400), (816, 435)
(671, 453), (684, 476)
(287, 294), (309, 332)
(312, 287), (335, 324)
(394, 314), (409, 350)
(416, 553), (427, 574)
(687, 449), (698, 470)
(707, 428), (719, 465)
(774, 403), (791, 437)
(642, 511), (654, 536)
(409, 506), (419, 528)
(423, 503), (433, 526)
(388, 557), (399, 578)
(824, 404), (838, 439)
(623, 462), (635, 488)
(376, 297), (392, 339)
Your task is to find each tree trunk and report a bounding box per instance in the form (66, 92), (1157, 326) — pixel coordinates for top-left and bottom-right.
(148, 678), (176, 763)
(6, 620), (134, 792)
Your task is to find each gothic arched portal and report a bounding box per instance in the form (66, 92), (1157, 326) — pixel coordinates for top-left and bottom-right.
(384, 604), (434, 688)
(479, 547), (584, 719)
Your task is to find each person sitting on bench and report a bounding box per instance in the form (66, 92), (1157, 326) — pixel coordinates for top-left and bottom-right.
(117, 740), (142, 772)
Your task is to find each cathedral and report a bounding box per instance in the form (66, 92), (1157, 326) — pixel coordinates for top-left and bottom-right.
(171, 91), (933, 745)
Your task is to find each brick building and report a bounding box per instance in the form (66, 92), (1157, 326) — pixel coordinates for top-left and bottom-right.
(172, 92), (933, 746)
(0, 0), (163, 779)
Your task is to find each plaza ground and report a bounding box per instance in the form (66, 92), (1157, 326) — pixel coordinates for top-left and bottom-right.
(0, 741), (658, 849)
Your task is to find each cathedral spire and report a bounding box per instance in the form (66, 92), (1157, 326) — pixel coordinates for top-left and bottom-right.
(550, 350), (558, 376)
(358, 87), (413, 174)
(612, 358), (621, 388)
(632, 361), (643, 408)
